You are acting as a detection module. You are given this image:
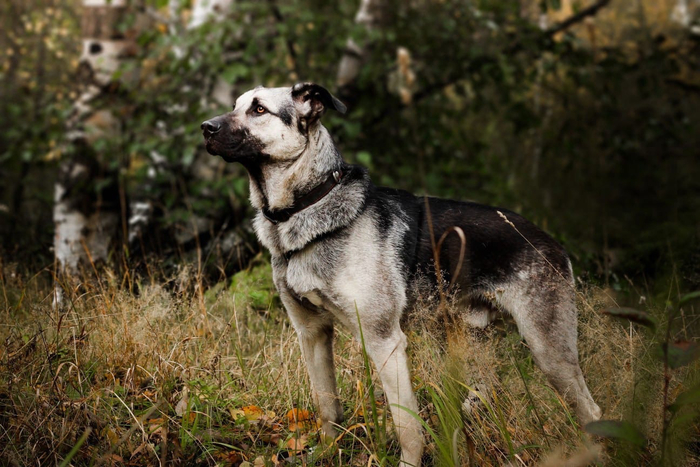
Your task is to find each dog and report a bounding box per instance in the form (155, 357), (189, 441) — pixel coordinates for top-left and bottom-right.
(201, 83), (601, 466)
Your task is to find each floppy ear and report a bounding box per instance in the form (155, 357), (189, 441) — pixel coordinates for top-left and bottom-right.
(292, 83), (347, 128)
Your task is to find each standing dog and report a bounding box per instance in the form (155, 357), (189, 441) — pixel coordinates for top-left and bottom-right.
(201, 83), (601, 466)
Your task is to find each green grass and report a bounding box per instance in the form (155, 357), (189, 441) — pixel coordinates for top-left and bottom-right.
(1, 259), (698, 466)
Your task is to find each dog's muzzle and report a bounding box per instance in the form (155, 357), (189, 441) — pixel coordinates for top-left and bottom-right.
(201, 116), (227, 156)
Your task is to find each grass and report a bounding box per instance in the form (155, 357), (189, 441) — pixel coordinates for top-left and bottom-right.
(1, 256), (699, 466)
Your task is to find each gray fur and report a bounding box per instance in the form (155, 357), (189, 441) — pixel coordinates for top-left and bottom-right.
(201, 84), (601, 467)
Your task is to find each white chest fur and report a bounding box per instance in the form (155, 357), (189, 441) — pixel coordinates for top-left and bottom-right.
(284, 247), (328, 302)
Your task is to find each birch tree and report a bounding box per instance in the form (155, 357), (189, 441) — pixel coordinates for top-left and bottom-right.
(336, 0), (384, 92)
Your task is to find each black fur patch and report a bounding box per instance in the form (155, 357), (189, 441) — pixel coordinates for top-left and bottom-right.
(362, 183), (571, 297)
(373, 310), (397, 339)
(278, 106), (293, 126)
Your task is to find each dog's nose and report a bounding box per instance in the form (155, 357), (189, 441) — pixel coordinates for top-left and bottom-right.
(201, 120), (221, 135)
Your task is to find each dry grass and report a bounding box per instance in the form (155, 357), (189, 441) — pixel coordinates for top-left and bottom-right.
(1, 258), (698, 466)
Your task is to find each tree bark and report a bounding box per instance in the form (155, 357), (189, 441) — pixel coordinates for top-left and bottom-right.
(336, 0), (384, 98)
(53, 0), (133, 304)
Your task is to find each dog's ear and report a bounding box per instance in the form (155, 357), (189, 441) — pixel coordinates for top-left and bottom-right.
(292, 83), (347, 127)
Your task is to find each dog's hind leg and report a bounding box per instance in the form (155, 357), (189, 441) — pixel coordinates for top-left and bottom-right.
(280, 291), (344, 438)
(363, 324), (423, 467)
(498, 278), (602, 425)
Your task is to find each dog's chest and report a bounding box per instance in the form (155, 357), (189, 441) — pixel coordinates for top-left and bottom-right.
(282, 247), (334, 307)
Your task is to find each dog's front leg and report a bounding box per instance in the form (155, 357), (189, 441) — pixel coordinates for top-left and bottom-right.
(364, 327), (423, 467)
(279, 291), (344, 438)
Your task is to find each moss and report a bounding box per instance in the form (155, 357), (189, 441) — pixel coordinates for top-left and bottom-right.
(228, 260), (278, 312)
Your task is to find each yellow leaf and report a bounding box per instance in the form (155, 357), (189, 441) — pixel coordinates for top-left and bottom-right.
(286, 408), (311, 422)
(103, 427), (119, 446)
(242, 405), (264, 421)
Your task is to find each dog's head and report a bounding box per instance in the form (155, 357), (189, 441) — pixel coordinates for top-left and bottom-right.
(201, 83), (346, 164)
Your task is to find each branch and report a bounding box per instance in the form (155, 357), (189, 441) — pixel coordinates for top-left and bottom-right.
(666, 78), (700, 94)
(397, 0), (614, 109)
(267, 0), (299, 77)
(544, 0), (612, 37)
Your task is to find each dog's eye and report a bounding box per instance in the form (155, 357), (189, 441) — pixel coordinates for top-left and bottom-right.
(255, 105), (266, 114)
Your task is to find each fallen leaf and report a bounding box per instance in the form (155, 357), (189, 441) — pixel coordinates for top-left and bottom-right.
(286, 434), (308, 452)
(147, 418), (164, 432)
(286, 408), (311, 422)
(242, 405), (264, 421)
(287, 408), (314, 431)
(221, 451), (244, 465)
(103, 426), (119, 446)
(259, 433), (282, 445)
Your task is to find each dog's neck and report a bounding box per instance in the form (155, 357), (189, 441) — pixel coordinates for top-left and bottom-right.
(247, 124), (342, 212)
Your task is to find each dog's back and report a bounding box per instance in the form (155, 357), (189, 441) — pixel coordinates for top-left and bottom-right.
(368, 185), (572, 290)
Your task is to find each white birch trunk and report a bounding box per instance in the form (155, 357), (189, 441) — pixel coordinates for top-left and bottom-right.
(336, 0), (383, 88)
(53, 0), (131, 304)
(189, 0), (234, 29)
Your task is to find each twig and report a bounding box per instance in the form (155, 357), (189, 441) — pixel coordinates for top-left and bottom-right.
(495, 210), (619, 313)
(544, 0), (612, 38)
(423, 197), (467, 325)
(408, 0), (613, 109)
(436, 226), (467, 289)
(266, 0), (299, 77)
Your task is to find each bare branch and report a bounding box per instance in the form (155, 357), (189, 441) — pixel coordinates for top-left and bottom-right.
(544, 0), (612, 37)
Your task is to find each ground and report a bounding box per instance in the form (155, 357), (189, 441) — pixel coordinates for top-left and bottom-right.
(0, 257), (698, 466)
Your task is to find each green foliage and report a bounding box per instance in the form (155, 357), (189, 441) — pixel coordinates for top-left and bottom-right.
(585, 420), (646, 447)
(2, 0), (700, 285)
(0, 0), (79, 261)
(226, 258), (278, 311)
(586, 291), (700, 466)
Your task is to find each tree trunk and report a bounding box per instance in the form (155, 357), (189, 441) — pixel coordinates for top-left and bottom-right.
(53, 0), (133, 304)
(336, 0), (384, 91)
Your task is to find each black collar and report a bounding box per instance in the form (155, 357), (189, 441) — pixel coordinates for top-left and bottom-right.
(262, 169), (344, 224)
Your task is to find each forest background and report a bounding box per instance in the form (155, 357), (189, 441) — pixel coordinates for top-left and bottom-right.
(1, 0), (700, 465)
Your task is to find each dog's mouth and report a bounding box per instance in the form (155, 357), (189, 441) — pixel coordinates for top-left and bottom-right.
(202, 125), (264, 164)
(204, 137), (243, 162)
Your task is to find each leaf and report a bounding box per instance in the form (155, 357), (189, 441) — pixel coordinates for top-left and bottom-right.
(242, 405), (264, 421)
(286, 408), (313, 432)
(230, 408), (246, 421)
(286, 434), (308, 452)
(356, 151), (372, 168)
(286, 408), (311, 422)
(584, 420), (645, 447)
(222, 63), (249, 83)
(678, 291), (700, 306)
(603, 307), (656, 329)
(669, 385), (700, 412)
(658, 341), (700, 369)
